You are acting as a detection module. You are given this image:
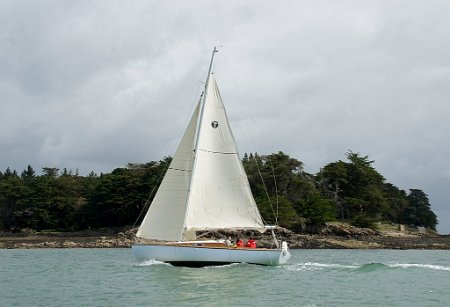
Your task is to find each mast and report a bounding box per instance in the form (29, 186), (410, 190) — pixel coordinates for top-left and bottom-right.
(206, 47), (219, 89)
(193, 46), (219, 151)
(182, 47), (219, 240)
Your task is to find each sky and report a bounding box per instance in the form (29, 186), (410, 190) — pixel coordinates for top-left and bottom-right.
(1, 1), (449, 233)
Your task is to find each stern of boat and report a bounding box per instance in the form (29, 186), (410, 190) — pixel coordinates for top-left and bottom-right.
(279, 241), (291, 264)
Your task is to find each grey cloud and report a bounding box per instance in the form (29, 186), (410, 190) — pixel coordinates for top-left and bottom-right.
(1, 1), (449, 233)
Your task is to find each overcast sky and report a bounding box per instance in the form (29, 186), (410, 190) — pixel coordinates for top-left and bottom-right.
(1, 1), (449, 233)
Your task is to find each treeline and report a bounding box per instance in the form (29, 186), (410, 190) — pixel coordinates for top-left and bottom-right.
(0, 151), (438, 233)
(243, 151), (437, 232)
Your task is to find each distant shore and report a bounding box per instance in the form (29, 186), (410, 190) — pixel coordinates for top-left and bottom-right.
(1, 224), (449, 250)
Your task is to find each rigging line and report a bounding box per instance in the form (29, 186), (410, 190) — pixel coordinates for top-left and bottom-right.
(131, 162), (167, 230)
(252, 154), (278, 226)
(259, 212), (270, 227)
(266, 154), (279, 225)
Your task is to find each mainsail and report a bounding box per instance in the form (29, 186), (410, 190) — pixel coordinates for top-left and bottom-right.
(136, 74), (264, 242)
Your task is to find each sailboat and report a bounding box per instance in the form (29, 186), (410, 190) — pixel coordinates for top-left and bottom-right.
(132, 48), (290, 266)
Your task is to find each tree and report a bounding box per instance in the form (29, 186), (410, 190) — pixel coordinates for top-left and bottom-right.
(405, 189), (438, 230)
(83, 158), (170, 228)
(295, 192), (335, 230)
(317, 160), (349, 219)
(382, 183), (409, 223)
(0, 170), (24, 231)
(317, 151), (388, 227)
(42, 167), (59, 178)
(21, 165), (36, 181)
(243, 152), (333, 229)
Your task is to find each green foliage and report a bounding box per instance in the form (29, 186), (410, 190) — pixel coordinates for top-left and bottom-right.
(405, 189), (438, 230)
(350, 214), (377, 229)
(382, 183), (409, 223)
(81, 158), (171, 229)
(316, 151), (438, 230)
(317, 151), (385, 229)
(0, 171), (23, 230)
(244, 151), (334, 230)
(295, 193), (335, 228)
(0, 151), (438, 232)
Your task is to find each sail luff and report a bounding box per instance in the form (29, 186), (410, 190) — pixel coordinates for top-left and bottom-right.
(192, 47), (219, 154)
(181, 48), (219, 240)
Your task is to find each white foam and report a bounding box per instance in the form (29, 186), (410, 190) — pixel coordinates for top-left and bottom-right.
(388, 263), (450, 271)
(286, 262), (358, 271)
(204, 263), (241, 269)
(286, 262), (450, 272)
(135, 259), (170, 267)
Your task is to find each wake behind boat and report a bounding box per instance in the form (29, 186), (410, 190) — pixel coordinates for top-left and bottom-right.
(132, 48), (290, 266)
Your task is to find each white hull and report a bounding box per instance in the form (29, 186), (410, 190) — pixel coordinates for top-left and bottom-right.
(132, 243), (291, 267)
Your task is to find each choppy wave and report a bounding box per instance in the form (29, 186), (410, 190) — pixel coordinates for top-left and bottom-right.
(287, 262), (359, 271)
(356, 263), (390, 272)
(287, 262), (450, 272)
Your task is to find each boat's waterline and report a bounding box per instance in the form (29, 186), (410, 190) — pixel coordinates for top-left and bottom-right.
(132, 243), (291, 267)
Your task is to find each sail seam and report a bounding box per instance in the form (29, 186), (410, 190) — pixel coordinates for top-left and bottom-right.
(168, 167), (192, 172)
(198, 148), (238, 155)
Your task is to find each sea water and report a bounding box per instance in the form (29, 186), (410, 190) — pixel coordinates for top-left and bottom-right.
(1, 249), (449, 306)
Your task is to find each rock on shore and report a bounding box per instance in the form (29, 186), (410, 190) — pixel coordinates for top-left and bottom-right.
(1, 224), (449, 249)
(198, 224), (450, 250)
(0, 228), (137, 249)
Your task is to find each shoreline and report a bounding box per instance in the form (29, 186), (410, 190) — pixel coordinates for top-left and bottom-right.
(1, 226), (450, 250)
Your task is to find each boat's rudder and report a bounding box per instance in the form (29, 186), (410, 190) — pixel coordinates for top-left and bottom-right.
(280, 241), (291, 264)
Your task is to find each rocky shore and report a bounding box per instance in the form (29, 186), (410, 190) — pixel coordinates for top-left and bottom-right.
(1, 224), (449, 250)
(0, 228), (137, 249)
